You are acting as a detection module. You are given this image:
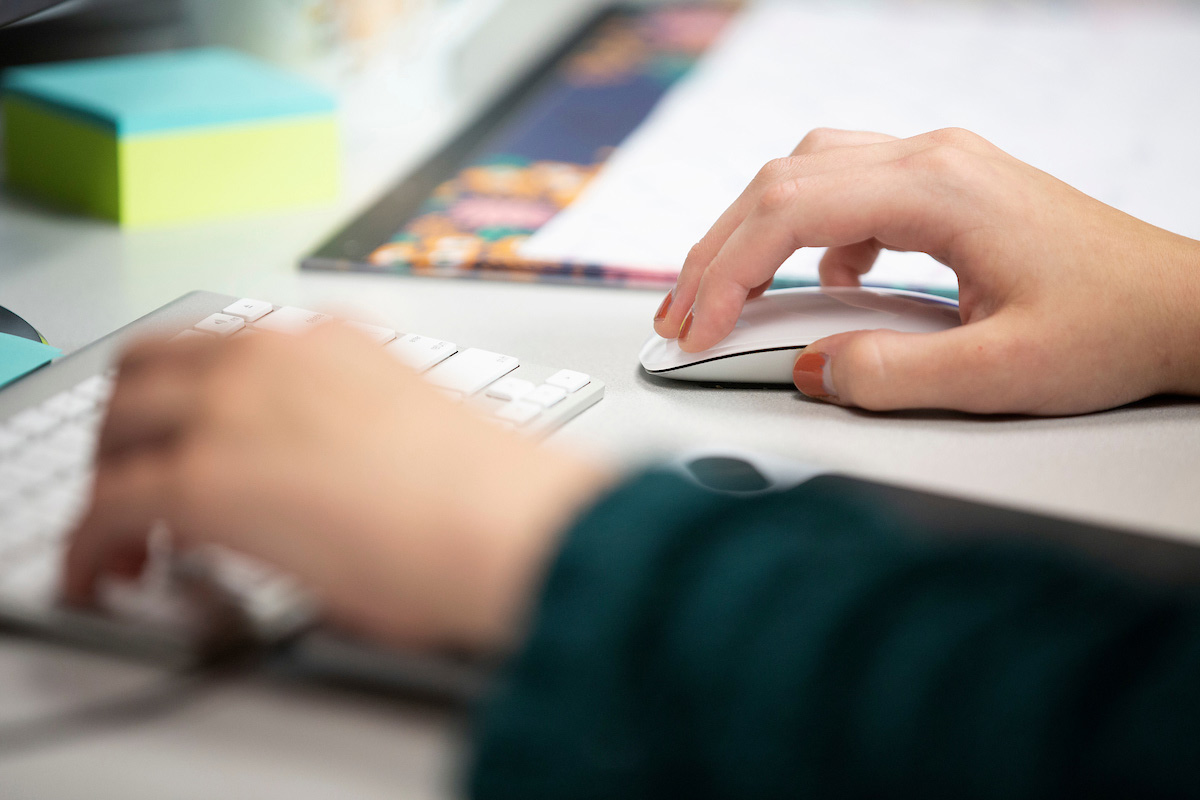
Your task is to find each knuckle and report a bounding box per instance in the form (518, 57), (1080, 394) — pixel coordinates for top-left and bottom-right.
(756, 177), (803, 214)
(898, 142), (973, 178)
(795, 127), (840, 154)
(755, 157), (793, 184)
(838, 334), (894, 410)
(926, 127), (979, 148)
(684, 240), (709, 267)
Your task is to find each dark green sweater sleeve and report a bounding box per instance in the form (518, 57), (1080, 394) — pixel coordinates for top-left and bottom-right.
(469, 471), (1200, 799)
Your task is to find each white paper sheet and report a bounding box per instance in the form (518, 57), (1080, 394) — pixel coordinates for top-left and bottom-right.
(519, 1), (1200, 291)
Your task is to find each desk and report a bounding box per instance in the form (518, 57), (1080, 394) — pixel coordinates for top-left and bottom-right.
(3, 18), (1200, 800)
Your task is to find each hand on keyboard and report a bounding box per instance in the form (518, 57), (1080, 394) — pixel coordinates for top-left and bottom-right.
(65, 323), (614, 653)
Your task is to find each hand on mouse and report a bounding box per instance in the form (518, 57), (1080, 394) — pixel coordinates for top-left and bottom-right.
(64, 325), (613, 653)
(652, 127), (1200, 415)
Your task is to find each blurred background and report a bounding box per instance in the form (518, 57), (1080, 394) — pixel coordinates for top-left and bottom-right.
(0, 0), (609, 100)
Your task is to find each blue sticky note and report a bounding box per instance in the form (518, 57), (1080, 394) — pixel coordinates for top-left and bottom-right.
(0, 332), (60, 389)
(2, 48), (337, 135)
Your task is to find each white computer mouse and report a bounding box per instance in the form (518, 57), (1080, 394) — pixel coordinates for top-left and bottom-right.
(639, 286), (961, 384)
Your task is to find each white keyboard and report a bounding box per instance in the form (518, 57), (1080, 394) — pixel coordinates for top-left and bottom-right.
(0, 374), (105, 606)
(0, 292), (604, 664)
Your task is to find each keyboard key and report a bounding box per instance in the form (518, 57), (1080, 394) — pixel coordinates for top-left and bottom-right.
(494, 401), (542, 426)
(10, 446), (73, 482)
(252, 306), (333, 335)
(39, 426), (93, 466)
(0, 424), (23, 455)
(0, 481), (23, 507)
(223, 298), (273, 322)
(0, 462), (40, 496)
(346, 321), (398, 346)
(524, 384), (567, 408)
(41, 390), (94, 419)
(485, 377), (535, 402)
(0, 455), (39, 489)
(0, 507), (52, 548)
(72, 374), (114, 404)
(424, 349), (519, 395)
(385, 335), (457, 373)
(26, 484), (85, 534)
(545, 369), (590, 393)
(8, 408), (60, 437)
(194, 313), (245, 337)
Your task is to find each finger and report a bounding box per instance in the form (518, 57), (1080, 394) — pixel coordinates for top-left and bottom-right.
(797, 134), (896, 290)
(659, 129), (999, 342)
(98, 368), (201, 459)
(746, 278), (774, 301)
(64, 455), (173, 604)
(98, 334), (227, 458)
(818, 239), (885, 288)
(791, 127), (897, 156)
(679, 160), (967, 352)
(792, 316), (1040, 413)
(655, 136), (915, 339)
(117, 332), (219, 380)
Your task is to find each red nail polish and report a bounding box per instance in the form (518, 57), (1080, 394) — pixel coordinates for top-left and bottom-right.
(793, 351), (835, 399)
(678, 310), (694, 342)
(654, 291), (673, 323)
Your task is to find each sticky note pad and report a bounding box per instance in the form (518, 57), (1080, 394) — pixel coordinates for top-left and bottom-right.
(2, 49), (339, 227)
(0, 332), (60, 389)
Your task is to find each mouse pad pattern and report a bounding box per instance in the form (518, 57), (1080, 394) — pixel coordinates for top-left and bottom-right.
(312, 4), (740, 287)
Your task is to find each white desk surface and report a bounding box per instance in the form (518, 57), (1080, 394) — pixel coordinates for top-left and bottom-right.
(3, 24), (1200, 800)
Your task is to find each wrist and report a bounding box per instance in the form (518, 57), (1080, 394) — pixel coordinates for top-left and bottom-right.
(1156, 236), (1200, 397)
(454, 441), (617, 654)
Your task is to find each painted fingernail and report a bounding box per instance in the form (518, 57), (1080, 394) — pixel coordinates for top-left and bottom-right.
(678, 309), (695, 343)
(654, 291), (673, 322)
(793, 350), (836, 400)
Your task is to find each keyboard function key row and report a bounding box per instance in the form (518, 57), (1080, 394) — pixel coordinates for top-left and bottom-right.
(385, 335), (457, 372)
(222, 298), (273, 322)
(194, 313), (245, 337)
(178, 303), (590, 425)
(346, 321), (397, 346)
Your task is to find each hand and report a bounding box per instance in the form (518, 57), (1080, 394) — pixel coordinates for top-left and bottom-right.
(65, 325), (613, 653)
(652, 127), (1200, 415)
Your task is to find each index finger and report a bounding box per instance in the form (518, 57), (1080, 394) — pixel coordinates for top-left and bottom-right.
(654, 132), (904, 339)
(63, 454), (172, 604)
(678, 159), (968, 352)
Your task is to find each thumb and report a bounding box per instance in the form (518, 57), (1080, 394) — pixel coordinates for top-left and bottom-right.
(793, 320), (1029, 413)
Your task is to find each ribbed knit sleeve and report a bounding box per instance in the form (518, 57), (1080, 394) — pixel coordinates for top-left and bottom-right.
(471, 471), (1200, 799)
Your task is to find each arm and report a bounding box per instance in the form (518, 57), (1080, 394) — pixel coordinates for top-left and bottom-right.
(473, 471), (1200, 799)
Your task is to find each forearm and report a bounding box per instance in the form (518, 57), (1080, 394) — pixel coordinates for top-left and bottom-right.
(470, 472), (1200, 798)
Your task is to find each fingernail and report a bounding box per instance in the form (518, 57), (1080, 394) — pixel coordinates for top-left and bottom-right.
(678, 309), (695, 343)
(793, 350), (836, 400)
(654, 290), (673, 323)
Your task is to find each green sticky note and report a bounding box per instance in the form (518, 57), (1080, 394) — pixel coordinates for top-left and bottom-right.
(0, 332), (60, 389)
(2, 49), (340, 227)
